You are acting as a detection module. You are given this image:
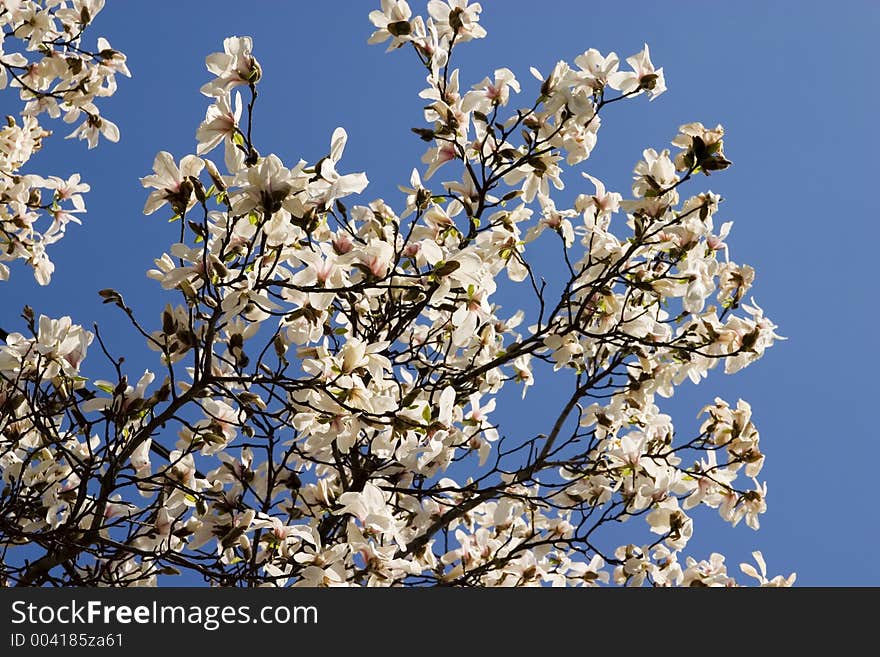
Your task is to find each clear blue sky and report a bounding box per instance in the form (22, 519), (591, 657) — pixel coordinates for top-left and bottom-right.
(4, 1), (878, 585)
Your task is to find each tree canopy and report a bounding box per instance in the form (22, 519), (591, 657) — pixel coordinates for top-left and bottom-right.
(0, 0), (793, 587)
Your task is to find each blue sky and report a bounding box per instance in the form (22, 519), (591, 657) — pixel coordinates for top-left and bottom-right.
(4, 1), (878, 585)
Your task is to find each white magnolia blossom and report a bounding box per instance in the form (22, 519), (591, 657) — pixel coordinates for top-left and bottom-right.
(0, 2), (793, 588)
(196, 90), (242, 155)
(608, 43), (666, 100)
(200, 36), (260, 97)
(0, 0), (128, 285)
(369, 0), (415, 51)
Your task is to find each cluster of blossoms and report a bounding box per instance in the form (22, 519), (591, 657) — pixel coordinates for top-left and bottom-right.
(0, 1), (793, 587)
(0, 0), (128, 284)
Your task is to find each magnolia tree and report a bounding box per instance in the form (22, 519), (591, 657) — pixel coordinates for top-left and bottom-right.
(0, 0), (794, 587)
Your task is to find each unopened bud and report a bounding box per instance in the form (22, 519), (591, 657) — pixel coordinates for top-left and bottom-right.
(204, 159), (226, 192)
(387, 20), (411, 37)
(247, 57), (262, 83)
